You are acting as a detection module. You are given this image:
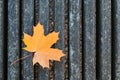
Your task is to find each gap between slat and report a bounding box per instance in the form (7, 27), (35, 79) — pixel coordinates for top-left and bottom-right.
(3, 0), (8, 79)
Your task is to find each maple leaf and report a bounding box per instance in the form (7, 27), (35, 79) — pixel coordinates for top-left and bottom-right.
(22, 22), (65, 68)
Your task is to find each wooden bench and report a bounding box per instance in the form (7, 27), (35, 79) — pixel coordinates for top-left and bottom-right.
(0, 0), (119, 80)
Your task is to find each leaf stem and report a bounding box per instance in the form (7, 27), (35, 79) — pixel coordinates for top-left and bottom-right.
(11, 53), (34, 65)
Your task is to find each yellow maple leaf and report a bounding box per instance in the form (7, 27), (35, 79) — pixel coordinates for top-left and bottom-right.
(22, 22), (65, 68)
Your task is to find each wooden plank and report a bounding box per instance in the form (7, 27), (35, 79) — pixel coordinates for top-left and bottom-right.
(39, 0), (49, 34)
(54, 0), (65, 80)
(21, 0), (34, 80)
(69, 0), (82, 80)
(82, 0), (96, 80)
(112, 0), (120, 80)
(96, 0), (111, 80)
(0, 0), (4, 79)
(38, 0), (49, 80)
(7, 0), (20, 80)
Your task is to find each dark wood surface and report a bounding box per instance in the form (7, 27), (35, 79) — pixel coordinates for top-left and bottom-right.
(112, 0), (120, 80)
(0, 0), (4, 80)
(21, 0), (34, 80)
(38, 0), (49, 80)
(69, 0), (82, 79)
(0, 0), (120, 80)
(96, 0), (111, 80)
(54, 0), (66, 80)
(7, 0), (20, 80)
(83, 0), (96, 80)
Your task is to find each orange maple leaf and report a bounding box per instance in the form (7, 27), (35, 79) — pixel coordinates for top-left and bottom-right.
(22, 22), (65, 68)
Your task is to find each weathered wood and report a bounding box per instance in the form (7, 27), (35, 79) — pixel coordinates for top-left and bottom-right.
(112, 0), (120, 80)
(69, 0), (82, 80)
(0, 0), (117, 80)
(82, 0), (96, 80)
(38, 0), (49, 80)
(54, 0), (65, 80)
(21, 0), (34, 80)
(39, 0), (49, 34)
(7, 0), (20, 80)
(0, 0), (4, 79)
(96, 0), (111, 80)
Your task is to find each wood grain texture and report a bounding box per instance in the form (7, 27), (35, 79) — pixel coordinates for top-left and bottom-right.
(112, 0), (120, 80)
(0, 0), (117, 80)
(21, 0), (34, 80)
(82, 0), (96, 80)
(69, 0), (82, 80)
(7, 0), (20, 80)
(0, 0), (4, 79)
(38, 0), (49, 80)
(39, 0), (49, 34)
(54, 0), (65, 80)
(96, 0), (111, 80)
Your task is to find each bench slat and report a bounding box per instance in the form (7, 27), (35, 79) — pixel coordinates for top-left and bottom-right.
(69, 0), (82, 79)
(21, 0), (34, 80)
(7, 0), (20, 80)
(54, 0), (65, 80)
(83, 0), (96, 80)
(38, 0), (49, 80)
(96, 0), (111, 80)
(0, 0), (4, 79)
(112, 0), (120, 79)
